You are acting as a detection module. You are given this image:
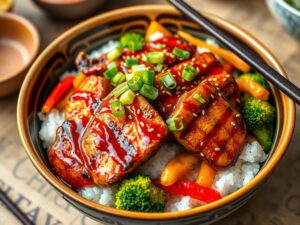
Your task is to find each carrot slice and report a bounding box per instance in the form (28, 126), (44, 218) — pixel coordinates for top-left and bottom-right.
(146, 21), (172, 42)
(177, 30), (251, 73)
(196, 161), (216, 187)
(236, 77), (270, 101)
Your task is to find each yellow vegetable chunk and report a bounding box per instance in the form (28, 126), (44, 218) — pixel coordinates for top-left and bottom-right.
(73, 73), (87, 88)
(177, 30), (251, 73)
(236, 77), (270, 101)
(161, 153), (199, 186)
(146, 21), (172, 42)
(196, 161), (216, 187)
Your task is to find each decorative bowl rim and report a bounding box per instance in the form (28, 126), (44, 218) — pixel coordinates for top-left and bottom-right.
(17, 4), (295, 221)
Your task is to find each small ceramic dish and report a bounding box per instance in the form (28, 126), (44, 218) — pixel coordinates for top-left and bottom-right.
(32, 0), (107, 20)
(17, 5), (295, 225)
(266, 0), (300, 39)
(0, 13), (39, 97)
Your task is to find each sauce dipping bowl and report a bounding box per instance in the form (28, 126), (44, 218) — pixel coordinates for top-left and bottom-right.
(0, 13), (39, 97)
(17, 5), (295, 225)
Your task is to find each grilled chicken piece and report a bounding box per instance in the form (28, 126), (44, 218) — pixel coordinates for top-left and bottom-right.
(80, 93), (168, 186)
(65, 75), (111, 120)
(48, 101), (100, 189)
(170, 81), (246, 167)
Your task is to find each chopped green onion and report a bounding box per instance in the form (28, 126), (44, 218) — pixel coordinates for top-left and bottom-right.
(104, 63), (118, 79)
(120, 32), (145, 51)
(193, 93), (206, 104)
(140, 84), (159, 100)
(125, 57), (138, 67)
(155, 64), (164, 72)
(166, 117), (185, 131)
(132, 64), (147, 76)
(142, 70), (155, 86)
(182, 65), (197, 81)
(127, 75), (143, 91)
(111, 100), (125, 117)
(113, 84), (129, 97)
(107, 47), (122, 61)
(157, 43), (166, 49)
(126, 73), (134, 81)
(111, 72), (126, 87)
(120, 89), (136, 105)
(146, 52), (165, 64)
(160, 72), (177, 90)
(173, 47), (190, 60)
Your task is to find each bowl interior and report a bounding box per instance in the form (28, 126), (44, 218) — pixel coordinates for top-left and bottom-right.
(18, 5), (294, 221)
(0, 13), (39, 81)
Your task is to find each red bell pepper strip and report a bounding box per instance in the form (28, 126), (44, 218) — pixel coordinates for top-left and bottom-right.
(42, 76), (75, 113)
(154, 180), (221, 203)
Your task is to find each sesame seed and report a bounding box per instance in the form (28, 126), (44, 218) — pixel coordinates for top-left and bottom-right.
(236, 113), (241, 117)
(226, 74), (231, 78)
(212, 78), (217, 81)
(218, 92), (222, 96)
(193, 113), (198, 117)
(182, 86), (187, 90)
(166, 91), (172, 96)
(137, 109), (141, 115)
(162, 107), (166, 112)
(167, 104), (172, 107)
(200, 152), (205, 157)
(200, 141), (204, 146)
(211, 94), (215, 99)
(157, 134), (161, 137)
(202, 109), (205, 115)
(215, 147), (221, 152)
(231, 122), (236, 126)
(148, 128), (154, 132)
(128, 115), (133, 119)
(236, 98), (241, 103)
(140, 121), (145, 127)
(176, 86), (181, 90)
(192, 58), (196, 62)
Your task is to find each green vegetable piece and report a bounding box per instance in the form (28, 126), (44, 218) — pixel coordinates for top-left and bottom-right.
(132, 64), (147, 77)
(193, 93), (206, 104)
(104, 63), (118, 79)
(140, 84), (159, 100)
(241, 95), (275, 130)
(111, 72), (126, 87)
(115, 175), (166, 212)
(239, 73), (270, 90)
(120, 32), (145, 51)
(111, 100), (125, 117)
(252, 126), (274, 151)
(160, 72), (177, 90)
(127, 75), (143, 91)
(146, 52), (165, 64)
(182, 65), (197, 81)
(142, 70), (155, 86)
(172, 47), (190, 60)
(125, 57), (138, 67)
(107, 47), (122, 61)
(155, 64), (164, 72)
(120, 89), (136, 105)
(113, 84), (129, 97)
(166, 117), (185, 131)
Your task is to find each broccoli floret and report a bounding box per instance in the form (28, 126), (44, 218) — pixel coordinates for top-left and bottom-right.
(241, 95), (275, 130)
(120, 32), (145, 51)
(115, 175), (166, 212)
(239, 73), (270, 90)
(252, 126), (274, 151)
(241, 95), (276, 150)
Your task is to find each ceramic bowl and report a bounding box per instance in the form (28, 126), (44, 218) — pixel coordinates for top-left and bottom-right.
(0, 13), (39, 97)
(17, 5), (295, 225)
(32, 0), (107, 20)
(266, 0), (300, 39)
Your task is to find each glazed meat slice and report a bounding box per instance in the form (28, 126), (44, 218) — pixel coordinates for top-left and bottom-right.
(48, 101), (100, 189)
(80, 93), (168, 186)
(65, 75), (112, 119)
(170, 81), (246, 167)
(155, 53), (218, 117)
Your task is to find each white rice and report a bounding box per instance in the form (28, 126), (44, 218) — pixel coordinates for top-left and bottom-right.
(88, 40), (120, 58)
(38, 109), (64, 148)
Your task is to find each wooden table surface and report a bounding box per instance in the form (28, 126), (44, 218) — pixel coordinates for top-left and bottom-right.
(0, 0), (299, 225)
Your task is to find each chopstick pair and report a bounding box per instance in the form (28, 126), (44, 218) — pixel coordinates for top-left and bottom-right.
(0, 191), (34, 225)
(168, 0), (300, 105)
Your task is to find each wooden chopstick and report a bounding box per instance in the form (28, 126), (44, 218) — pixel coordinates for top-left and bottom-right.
(168, 0), (300, 105)
(0, 191), (34, 225)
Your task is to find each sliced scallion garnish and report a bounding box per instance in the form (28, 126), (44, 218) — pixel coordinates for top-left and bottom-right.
(111, 72), (126, 87)
(142, 70), (155, 86)
(107, 47), (122, 61)
(160, 72), (177, 90)
(127, 75), (144, 91)
(173, 47), (190, 60)
(182, 65), (197, 81)
(139, 84), (159, 100)
(125, 57), (138, 67)
(132, 64), (147, 77)
(111, 100), (125, 117)
(146, 52), (165, 64)
(166, 117), (185, 131)
(120, 89), (136, 105)
(113, 84), (129, 97)
(193, 93), (206, 104)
